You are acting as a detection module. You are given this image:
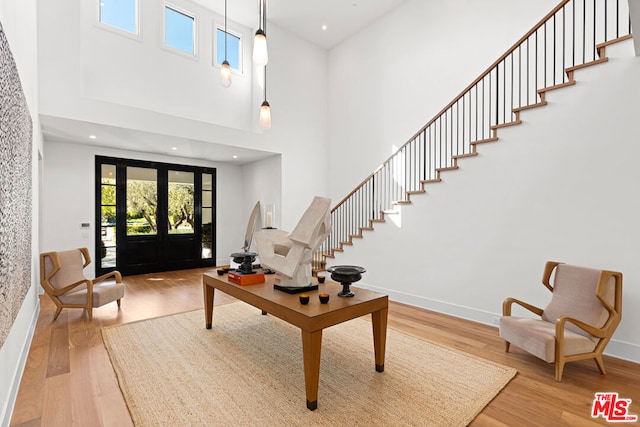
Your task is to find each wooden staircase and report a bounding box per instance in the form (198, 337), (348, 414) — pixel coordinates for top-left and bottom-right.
(314, 0), (633, 273)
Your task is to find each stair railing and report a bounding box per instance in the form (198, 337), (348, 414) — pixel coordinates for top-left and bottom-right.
(315, 0), (632, 269)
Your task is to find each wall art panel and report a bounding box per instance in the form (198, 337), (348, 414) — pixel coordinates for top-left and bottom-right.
(0, 21), (33, 349)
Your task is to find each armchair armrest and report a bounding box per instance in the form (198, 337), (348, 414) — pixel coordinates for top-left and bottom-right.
(503, 297), (544, 317)
(555, 315), (607, 339)
(52, 279), (92, 296)
(94, 270), (122, 284)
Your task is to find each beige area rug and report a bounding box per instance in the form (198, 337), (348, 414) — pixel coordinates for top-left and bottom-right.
(102, 302), (516, 426)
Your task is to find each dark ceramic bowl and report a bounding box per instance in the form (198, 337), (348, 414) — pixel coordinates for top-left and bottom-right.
(299, 294), (310, 305)
(319, 293), (330, 304)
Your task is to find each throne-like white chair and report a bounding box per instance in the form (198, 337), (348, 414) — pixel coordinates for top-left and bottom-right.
(254, 196), (331, 287)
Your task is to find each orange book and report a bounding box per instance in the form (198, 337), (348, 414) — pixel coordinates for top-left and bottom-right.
(228, 271), (266, 285)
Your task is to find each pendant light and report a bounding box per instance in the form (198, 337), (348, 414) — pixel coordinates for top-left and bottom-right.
(253, 0), (268, 67)
(259, 67), (271, 130)
(220, 0), (232, 87)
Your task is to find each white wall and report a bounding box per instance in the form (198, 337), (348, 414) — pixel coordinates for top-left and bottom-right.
(331, 41), (640, 362)
(0, 0), (41, 425)
(242, 155), (282, 232)
(328, 0), (559, 200)
(41, 140), (246, 272)
(38, 0), (330, 230)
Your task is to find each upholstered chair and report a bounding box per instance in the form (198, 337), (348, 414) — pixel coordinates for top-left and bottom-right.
(40, 247), (125, 320)
(499, 261), (622, 381)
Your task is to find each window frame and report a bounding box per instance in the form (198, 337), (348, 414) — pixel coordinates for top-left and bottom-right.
(213, 24), (244, 75)
(163, 2), (199, 58)
(96, 0), (141, 40)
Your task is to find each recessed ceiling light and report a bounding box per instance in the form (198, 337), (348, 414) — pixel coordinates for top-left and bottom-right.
(89, 135), (97, 139)
(322, 25), (327, 31)
(171, 147), (178, 151)
(233, 155), (238, 159)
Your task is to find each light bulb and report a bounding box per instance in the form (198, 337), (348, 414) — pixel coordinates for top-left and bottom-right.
(220, 60), (232, 88)
(253, 29), (268, 67)
(259, 100), (271, 130)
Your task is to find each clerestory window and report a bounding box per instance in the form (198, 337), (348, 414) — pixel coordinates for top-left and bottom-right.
(215, 28), (242, 72)
(165, 4), (197, 56)
(99, 0), (139, 35)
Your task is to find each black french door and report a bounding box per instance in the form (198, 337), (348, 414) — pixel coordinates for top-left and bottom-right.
(95, 156), (216, 276)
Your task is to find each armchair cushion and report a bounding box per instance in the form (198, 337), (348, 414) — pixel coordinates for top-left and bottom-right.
(59, 279), (125, 307)
(499, 317), (597, 363)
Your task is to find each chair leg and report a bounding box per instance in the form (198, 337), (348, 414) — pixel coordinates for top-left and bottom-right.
(555, 359), (565, 382)
(87, 306), (93, 321)
(53, 305), (63, 321)
(504, 341), (511, 352)
(117, 299), (121, 308)
(594, 355), (607, 375)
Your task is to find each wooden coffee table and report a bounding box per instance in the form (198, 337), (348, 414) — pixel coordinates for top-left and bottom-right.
(203, 270), (388, 410)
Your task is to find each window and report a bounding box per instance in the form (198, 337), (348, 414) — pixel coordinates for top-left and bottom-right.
(215, 28), (242, 71)
(165, 5), (196, 55)
(99, 0), (138, 34)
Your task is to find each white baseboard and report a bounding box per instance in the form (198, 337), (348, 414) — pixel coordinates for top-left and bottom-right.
(357, 282), (640, 364)
(0, 301), (40, 427)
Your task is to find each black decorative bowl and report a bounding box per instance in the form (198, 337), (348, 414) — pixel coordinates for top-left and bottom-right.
(327, 265), (366, 297)
(230, 251), (258, 274)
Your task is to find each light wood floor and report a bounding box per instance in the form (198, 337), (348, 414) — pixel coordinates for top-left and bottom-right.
(9, 268), (640, 426)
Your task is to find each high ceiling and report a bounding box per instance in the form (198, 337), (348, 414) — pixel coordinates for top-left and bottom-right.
(42, 0), (407, 165)
(193, 0), (407, 50)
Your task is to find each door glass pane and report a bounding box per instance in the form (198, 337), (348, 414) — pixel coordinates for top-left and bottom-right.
(126, 167), (157, 235)
(202, 173), (212, 191)
(202, 207), (212, 259)
(202, 171), (213, 259)
(168, 170), (194, 234)
(101, 164), (117, 268)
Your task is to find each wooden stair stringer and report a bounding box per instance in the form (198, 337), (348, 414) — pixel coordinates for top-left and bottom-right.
(322, 35), (634, 265)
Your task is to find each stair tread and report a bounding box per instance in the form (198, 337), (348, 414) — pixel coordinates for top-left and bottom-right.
(420, 178), (442, 184)
(513, 101), (547, 113)
(566, 57), (608, 72)
(407, 190), (426, 195)
(452, 152), (478, 159)
(491, 120), (522, 130)
(436, 166), (458, 172)
(471, 137), (499, 145)
(538, 80), (576, 94)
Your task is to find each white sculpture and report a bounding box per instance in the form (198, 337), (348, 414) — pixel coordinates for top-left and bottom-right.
(254, 196), (331, 288)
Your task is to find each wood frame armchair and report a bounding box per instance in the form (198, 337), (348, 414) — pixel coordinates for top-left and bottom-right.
(40, 247), (124, 320)
(500, 261), (622, 381)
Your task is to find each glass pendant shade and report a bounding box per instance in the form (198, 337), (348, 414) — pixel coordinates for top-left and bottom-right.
(253, 29), (268, 66)
(259, 100), (271, 130)
(220, 60), (232, 88)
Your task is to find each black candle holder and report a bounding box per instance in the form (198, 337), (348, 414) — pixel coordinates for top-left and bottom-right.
(230, 251), (258, 274)
(327, 265), (366, 297)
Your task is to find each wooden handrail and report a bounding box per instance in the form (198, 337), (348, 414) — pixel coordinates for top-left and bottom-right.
(321, 0), (632, 268)
(332, 0), (573, 212)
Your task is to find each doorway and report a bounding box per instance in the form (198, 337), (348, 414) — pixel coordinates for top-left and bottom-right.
(95, 156), (216, 276)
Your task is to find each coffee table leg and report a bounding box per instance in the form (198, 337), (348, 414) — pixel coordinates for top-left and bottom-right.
(371, 308), (388, 372)
(203, 283), (215, 329)
(301, 329), (322, 410)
